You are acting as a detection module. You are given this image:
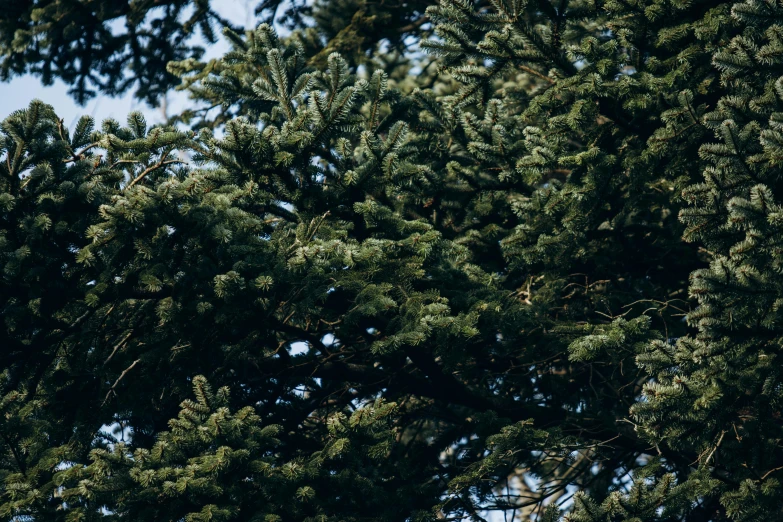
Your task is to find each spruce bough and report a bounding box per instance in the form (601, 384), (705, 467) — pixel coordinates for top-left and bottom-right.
(2, 0), (783, 520)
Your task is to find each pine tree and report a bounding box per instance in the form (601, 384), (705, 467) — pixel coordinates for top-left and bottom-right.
(0, 0), (432, 106)
(4, 0), (783, 521)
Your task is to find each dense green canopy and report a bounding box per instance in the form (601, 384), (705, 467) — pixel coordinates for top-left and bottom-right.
(3, 0), (783, 520)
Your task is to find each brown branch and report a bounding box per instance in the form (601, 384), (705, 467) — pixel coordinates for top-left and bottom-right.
(104, 331), (133, 366)
(102, 359), (140, 406)
(397, 15), (429, 34)
(63, 142), (100, 163)
(0, 431), (26, 476)
(761, 465), (783, 481)
(126, 159), (183, 189)
(517, 64), (555, 84)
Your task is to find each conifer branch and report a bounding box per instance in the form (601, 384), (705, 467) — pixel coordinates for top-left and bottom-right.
(126, 157), (184, 189)
(103, 359), (141, 406)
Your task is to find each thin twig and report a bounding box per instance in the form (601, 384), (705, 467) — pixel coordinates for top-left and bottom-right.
(703, 430), (726, 466)
(104, 331), (133, 366)
(102, 359), (140, 406)
(761, 465), (783, 481)
(126, 159), (183, 189)
(518, 64), (555, 84)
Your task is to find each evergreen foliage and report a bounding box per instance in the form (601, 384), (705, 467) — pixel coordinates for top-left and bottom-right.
(0, 0), (432, 105)
(3, 0), (783, 520)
